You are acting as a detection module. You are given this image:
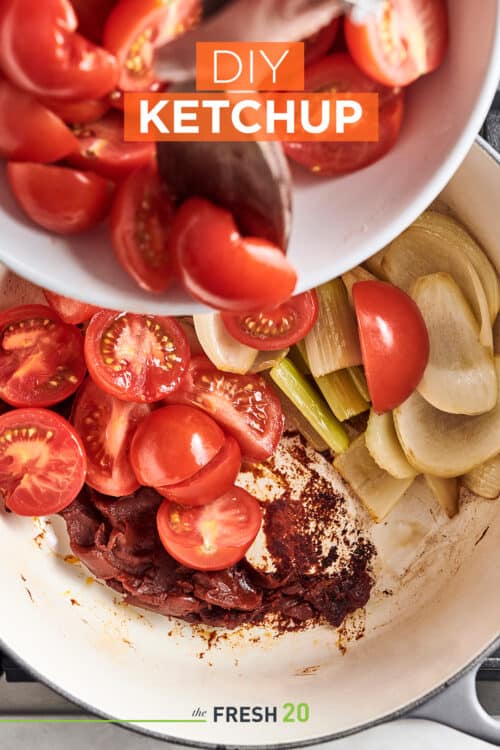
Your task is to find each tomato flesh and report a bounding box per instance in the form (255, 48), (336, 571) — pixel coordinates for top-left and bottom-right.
(7, 163), (113, 235)
(0, 305), (86, 408)
(304, 17), (340, 65)
(166, 356), (284, 461)
(40, 96), (111, 125)
(221, 291), (318, 351)
(72, 377), (150, 497)
(43, 291), (100, 326)
(68, 111), (156, 181)
(283, 53), (404, 176)
(170, 197), (297, 312)
(345, 0), (448, 87)
(158, 435), (241, 506)
(85, 310), (189, 403)
(352, 280), (430, 413)
(157, 487), (262, 571)
(0, 0), (119, 100)
(71, 0), (117, 44)
(110, 166), (175, 293)
(0, 408), (86, 516)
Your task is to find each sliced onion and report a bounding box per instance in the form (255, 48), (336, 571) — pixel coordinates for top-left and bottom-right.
(424, 475), (459, 518)
(193, 313), (257, 373)
(463, 454), (500, 499)
(365, 410), (417, 479)
(250, 348), (289, 373)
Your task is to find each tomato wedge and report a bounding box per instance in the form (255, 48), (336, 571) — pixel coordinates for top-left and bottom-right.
(170, 197), (297, 312)
(0, 78), (79, 163)
(43, 291), (100, 326)
(68, 111), (156, 181)
(221, 291), (318, 351)
(71, 0), (117, 44)
(157, 487), (262, 571)
(345, 0), (448, 87)
(110, 166), (175, 293)
(84, 310), (189, 403)
(283, 53), (404, 176)
(0, 0), (119, 100)
(158, 436), (241, 506)
(103, 0), (200, 90)
(166, 356), (284, 461)
(0, 305), (86, 408)
(72, 377), (150, 496)
(352, 280), (430, 413)
(0, 408), (86, 516)
(7, 163), (113, 235)
(130, 405), (225, 487)
(40, 96), (111, 125)
(304, 16), (340, 65)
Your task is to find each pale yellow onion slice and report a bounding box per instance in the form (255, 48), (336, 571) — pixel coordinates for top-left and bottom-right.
(393, 358), (500, 477)
(494, 315), (500, 355)
(250, 348), (289, 373)
(382, 218), (493, 348)
(463, 454), (500, 499)
(363, 249), (386, 278)
(334, 434), (414, 523)
(424, 475), (459, 518)
(193, 313), (257, 373)
(411, 273), (497, 415)
(342, 266), (377, 306)
(365, 410), (417, 479)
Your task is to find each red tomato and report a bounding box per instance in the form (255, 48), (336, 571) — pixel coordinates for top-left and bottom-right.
(166, 356), (283, 461)
(157, 487), (262, 571)
(110, 166), (175, 293)
(345, 0), (448, 87)
(103, 0), (201, 91)
(304, 17), (340, 65)
(283, 53), (404, 176)
(0, 305), (86, 408)
(352, 280), (429, 413)
(84, 310), (189, 403)
(158, 436), (241, 506)
(43, 291), (100, 326)
(107, 79), (166, 111)
(72, 377), (150, 496)
(170, 197), (297, 312)
(71, 0), (117, 44)
(131, 405), (225, 487)
(0, 78), (79, 163)
(221, 291), (318, 351)
(0, 0), (119, 100)
(7, 163), (113, 235)
(68, 111), (156, 180)
(0, 408), (86, 516)
(40, 96), (111, 124)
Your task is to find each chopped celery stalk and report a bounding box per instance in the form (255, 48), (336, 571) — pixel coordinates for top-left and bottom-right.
(495, 314), (500, 356)
(289, 343), (310, 375)
(364, 250), (386, 278)
(463, 454), (500, 499)
(342, 266), (377, 306)
(305, 279), (362, 377)
(275, 388), (329, 452)
(348, 366), (371, 402)
(270, 359), (349, 454)
(315, 369), (369, 422)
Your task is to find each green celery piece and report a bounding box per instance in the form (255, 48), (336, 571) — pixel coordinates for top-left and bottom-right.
(316, 369), (369, 422)
(348, 366), (371, 403)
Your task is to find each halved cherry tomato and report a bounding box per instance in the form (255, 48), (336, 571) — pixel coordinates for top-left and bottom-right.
(352, 280), (429, 413)
(40, 96), (111, 125)
(43, 291), (100, 326)
(345, 0), (448, 87)
(170, 197), (297, 312)
(71, 0), (117, 44)
(84, 310), (189, 403)
(283, 53), (404, 176)
(157, 487), (262, 571)
(221, 291), (318, 351)
(103, 0), (200, 91)
(68, 111), (156, 180)
(0, 78), (79, 163)
(304, 16), (340, 65)
(158, 436), (241, 506)
(72, 377), (150, 496)
(107, 79), (166, 111)
(7, 163), (113, 235)
(0, 305), (86, 408)
(110, 166), (175, 293)
(0, 0), (119, 100)
(166, 356), (283, 461)
(0, 408), (86, 516)
(130, 404), (225, 488)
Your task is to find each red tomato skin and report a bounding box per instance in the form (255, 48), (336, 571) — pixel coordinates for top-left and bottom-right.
(170, 197), (297, 312)
(7, 163), (113, 235)
(130, 405), (225, 488)
(352, 280), (430, 413)
(0, 0), (119, 100)
(0, 78), (79, 163)
(158, 435), (241, 506)
(304, 16), (340, 65)
(0, 408), (86, 516)
(71, 0), (118, 44)
(43, 290), (100, 325)
(40, 96), (111, 124)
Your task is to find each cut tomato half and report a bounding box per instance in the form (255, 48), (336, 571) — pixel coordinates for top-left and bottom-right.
(43, 291), (100, 326)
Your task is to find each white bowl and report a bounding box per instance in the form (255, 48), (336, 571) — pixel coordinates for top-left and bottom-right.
(0, 0), (499, 315)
